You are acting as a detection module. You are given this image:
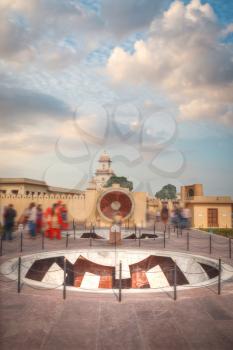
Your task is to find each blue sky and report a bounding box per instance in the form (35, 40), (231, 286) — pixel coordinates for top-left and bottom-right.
(0, 0), (232, 196)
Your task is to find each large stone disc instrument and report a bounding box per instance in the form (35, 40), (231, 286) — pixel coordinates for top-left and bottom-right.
(97, 189), (134, 222)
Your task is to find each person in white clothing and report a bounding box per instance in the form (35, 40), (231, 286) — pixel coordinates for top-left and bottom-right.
(28, 202), (37, 237)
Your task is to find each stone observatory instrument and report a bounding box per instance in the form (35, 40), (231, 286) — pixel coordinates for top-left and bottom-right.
(97, 189), (134, 222)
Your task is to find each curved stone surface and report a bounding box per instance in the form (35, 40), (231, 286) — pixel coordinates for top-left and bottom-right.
(1, 249), (233, 293)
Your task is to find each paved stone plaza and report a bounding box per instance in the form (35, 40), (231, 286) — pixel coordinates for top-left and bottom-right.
(1, 228), (233, 350)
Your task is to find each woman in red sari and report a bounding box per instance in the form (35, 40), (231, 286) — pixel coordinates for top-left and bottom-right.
(44, 202), (68, 240)
(44, 207), (52, 238)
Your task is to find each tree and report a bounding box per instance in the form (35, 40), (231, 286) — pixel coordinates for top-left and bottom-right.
(105, 176), (133, 191)
(155, 184), (177, 200)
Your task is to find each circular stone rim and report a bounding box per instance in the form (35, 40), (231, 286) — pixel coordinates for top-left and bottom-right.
(1, 249), (233, 294)
(97, 188), (135, 223)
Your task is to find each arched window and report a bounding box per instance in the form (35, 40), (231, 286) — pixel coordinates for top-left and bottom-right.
(188, 188), (194, 197)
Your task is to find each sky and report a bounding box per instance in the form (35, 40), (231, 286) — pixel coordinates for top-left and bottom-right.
(0, 0), (233, 196)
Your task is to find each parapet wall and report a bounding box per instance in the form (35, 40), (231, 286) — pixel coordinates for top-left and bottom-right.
(0, 193), (87, 224)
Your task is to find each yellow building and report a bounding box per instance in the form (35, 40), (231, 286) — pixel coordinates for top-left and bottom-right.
(0, 154), (232, 228)
(0, 178), (82, 196)
(181, 184), (233, 228)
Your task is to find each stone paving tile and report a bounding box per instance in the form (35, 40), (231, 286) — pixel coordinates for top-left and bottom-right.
(200, 296), (233, 320)
(97, 302), (145, 350)
(1, 230), (233, 350)
(0, 293), (64, 350)
(170, 298), (233, 350)
(42, 300), (100, 350)
(133, 303), (191, 350)
(214, 320), (233, 346)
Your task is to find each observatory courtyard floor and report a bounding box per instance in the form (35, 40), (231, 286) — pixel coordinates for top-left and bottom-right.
(1, 228), (233, 350)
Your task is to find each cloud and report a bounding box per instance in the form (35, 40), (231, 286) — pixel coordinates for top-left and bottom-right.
(107, 0), (233, 125)
(0, 0), (104, 66)
(102, 0), (170, 36)
(0, 86), (71, 131)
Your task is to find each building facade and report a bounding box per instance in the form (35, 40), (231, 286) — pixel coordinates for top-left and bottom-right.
(180, 184), (232, 228)
(0, 153), (232, 228)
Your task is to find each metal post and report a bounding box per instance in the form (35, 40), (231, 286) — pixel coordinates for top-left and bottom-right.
(153, 221), (156, 240)
(119, 261), (122, 302)
(209, 234), (212, 255)
(17, 256), (21, 293)
(63, 257), (66, 300)
(20, 232), (23, 252)
(176, 226), (179, 238)
(139, 229), (141, 247)
(173, 261), (177, 301)
(134, 225), (137, 241)
(42, 231), (44, 250)
(218, 258), (221, 295)
(187, 231), (189, 251)
(168, 225), (171, 239)
(229, 238), (232, 259)
(163, 229), (166, 248)
(73, 220), (76, 240)
(66, 233), (69, 248)
(0, 236), (3, 256)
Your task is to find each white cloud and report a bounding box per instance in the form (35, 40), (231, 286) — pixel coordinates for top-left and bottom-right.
(107, 0), (233, 125)
(102, 0), (170, 36)
(0, 0), (104, 67)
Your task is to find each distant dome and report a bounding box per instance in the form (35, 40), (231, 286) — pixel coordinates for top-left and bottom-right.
(99, 151), (111, 162)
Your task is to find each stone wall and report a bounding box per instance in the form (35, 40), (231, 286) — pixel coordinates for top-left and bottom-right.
(0, 192), (86, 225)
(192, 204), (232, 228)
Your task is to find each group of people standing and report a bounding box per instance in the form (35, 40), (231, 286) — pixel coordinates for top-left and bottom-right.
(171, 206), (192, 229)
(156, 204), (191, 229)
(1, 201), (68, 240)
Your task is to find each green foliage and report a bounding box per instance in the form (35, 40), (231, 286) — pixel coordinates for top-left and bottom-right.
(200, 228), (233, 238)
(155, 184), (177, 199)
(105, 175), (133, 191)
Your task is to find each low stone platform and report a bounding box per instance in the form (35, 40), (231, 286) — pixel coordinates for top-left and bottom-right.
(1, 228), (233, 350)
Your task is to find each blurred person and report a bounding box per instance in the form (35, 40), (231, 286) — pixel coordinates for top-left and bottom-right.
(36, 204), (43, 234)
(44, 206), (52, 238)
(161, 204), (169, 226)
(2, 204), (17, 241)
(50, 203), (62, 240)
(173, 206), (182, 228)
(2, 206), (7, 232)
(44, 201), (68, 240)
(45, 204), (58, 239)
(155, 210), (161, 223)
(170, 209), (176, 226)
(181, 207), (191, 229)
(28, 202), (37, 238)
(60, 204), (68, 230)
(18, 205), (30, 226)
